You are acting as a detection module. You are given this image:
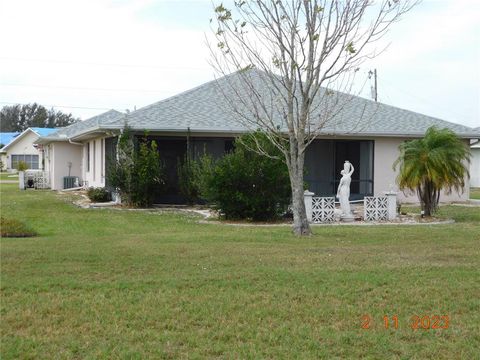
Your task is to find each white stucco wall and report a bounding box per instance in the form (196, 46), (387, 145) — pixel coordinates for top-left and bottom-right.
(49, 142), (83, 190)
(83, 137), (106, 188)
(0, 153), (7, 171)
(470, 146), (480, 187)
(3, 130), (44, 170)
(373, 137), (470, 203)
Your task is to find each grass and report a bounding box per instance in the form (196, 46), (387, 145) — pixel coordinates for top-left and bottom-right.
(0, 172), (18, 181)
(1, 183), (479, 359)
(0, 217), (37, 237)
(470, 187), (480, 200)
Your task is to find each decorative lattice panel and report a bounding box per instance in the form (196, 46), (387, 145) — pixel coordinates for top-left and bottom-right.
(364, 196), (388, 221)
(33, 171), (50, 189)
(311, 197), (335, 223)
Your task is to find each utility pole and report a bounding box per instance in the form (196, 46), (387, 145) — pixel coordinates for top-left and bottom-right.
(369, 69), (378, 102)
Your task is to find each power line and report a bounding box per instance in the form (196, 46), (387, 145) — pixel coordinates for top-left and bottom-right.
(0, 101), (122, 112)
(0, 83), (174, 94)
(0, 57), (210, 71)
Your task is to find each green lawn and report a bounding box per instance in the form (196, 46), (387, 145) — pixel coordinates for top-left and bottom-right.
(470, 187), (480, 200)
(1, 184), (479, 359)
(0, 172), (18, 181)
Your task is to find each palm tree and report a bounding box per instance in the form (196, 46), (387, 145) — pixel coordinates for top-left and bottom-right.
(394, 126), (470, 216)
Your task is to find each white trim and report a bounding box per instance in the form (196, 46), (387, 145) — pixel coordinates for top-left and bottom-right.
(1, 128), (40, 152)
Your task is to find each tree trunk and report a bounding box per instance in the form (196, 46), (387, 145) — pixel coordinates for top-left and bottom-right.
(288, 145), (312, 236)
(291, 178), (311, 236)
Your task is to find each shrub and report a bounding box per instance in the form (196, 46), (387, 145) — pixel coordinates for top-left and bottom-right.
(177, 150), (216, 204)
(87, 187), (111, 202)
(178, 153), (199, 204)
(16, 161), (28, 172)
(1, 217), (37, 237)
(198, 132), (291, 221)
(131, 140), (164, 207)
(108, 126), (165, 207)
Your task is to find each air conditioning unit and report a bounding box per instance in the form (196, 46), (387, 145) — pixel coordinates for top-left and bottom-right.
(63, 176), (79, 189)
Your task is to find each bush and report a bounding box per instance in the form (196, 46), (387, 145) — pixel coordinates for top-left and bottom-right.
(1, 217), (37, 237)
(177, 150), (216, 204)
(131, 140), (164, 207)
(87, 187), (111, 202)
(198, 132), (291, 221)
(108, 126), (165, 207)
(178, 153), (199, 204)
(16, 161), (28, 171)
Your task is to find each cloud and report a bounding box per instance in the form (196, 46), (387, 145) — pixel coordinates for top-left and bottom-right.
(362, 0), (480, 127)
(0, 0), (214, 117)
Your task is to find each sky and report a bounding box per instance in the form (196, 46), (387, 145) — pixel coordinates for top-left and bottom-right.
(0, 0), (479, 128)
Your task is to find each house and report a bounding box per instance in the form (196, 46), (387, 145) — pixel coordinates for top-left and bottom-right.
(0, 132), (20, 148)
(471, 128), (480, 188)
(0, 132), (20, 170)
(36, 110), (124, 190)
(0, 127), (57, 171)
(37, 70), (480, 203)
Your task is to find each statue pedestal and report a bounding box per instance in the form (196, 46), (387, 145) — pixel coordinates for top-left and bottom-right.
(341, 214), (355, 222)
(304, 190), (315, 223)
(383, 191), (398, 220)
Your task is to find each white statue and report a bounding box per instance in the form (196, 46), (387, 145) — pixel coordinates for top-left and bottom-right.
(337, 161), (355, 217)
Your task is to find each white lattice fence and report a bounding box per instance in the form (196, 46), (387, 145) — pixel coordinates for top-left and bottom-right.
(25, 170), (50, 189)
(311, 197), (335, 223)
(364, 196), (388, 221)
(34, 171), (50, 189)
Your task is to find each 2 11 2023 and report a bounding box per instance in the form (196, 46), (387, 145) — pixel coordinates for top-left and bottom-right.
(361, 315), (449, 330)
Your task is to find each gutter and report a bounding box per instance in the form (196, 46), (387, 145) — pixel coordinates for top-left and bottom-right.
(68, 139), (83, 146)
(41, 123), (480, 142)
(98, 126), (480, 140)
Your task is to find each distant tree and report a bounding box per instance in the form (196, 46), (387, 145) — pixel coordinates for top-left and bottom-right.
(0, 103), (79, 131)
(394, 127), (470, 216)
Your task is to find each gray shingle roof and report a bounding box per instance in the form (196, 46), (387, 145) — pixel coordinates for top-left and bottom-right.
(115, 69), (478, 138)
(39, 70), (480, 141)
(43, 109), (124, 140)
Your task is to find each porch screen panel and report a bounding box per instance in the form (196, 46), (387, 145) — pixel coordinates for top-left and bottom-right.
(359, 141), (374, 195)
(305, 139), (373, 200)
(304, 140), (334, 196)
(104, 137), (117, 190)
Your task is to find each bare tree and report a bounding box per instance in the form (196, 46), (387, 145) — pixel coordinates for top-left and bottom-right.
(209, 0), (418, 235)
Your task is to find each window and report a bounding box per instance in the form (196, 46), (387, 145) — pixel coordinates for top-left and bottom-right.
(11, 154), (39, 169)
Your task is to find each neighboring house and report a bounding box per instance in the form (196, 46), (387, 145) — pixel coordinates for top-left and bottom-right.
(471, 128), (480, 187)
(37, 70), (480, 203)
(0, 132), (20, 170)
(0, 132), (20, 147)
(0, 128), (57, 171)
(37, 110), (124, 190)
